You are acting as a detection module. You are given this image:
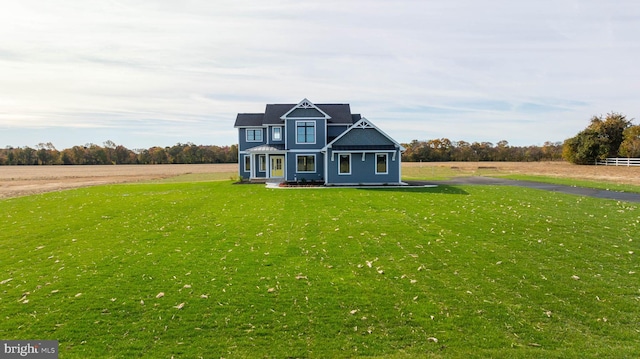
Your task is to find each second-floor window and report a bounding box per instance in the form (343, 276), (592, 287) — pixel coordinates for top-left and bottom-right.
(246, 129), (263, 142)
(272, 127), (282, 141)
(296, 121), (315, 144)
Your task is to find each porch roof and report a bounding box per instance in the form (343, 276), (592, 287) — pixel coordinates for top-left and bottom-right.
(246, 144), (286, 153)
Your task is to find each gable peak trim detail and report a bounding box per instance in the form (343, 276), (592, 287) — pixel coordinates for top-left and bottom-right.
(280, 98), (331, 120)
(354, 119), (375, 129)
(299, 99), (314, 108)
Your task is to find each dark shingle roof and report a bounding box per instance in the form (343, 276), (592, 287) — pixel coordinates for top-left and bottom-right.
(263, 104), (295, 124)
(317, 104), (354, 124)
(236, 103), (359, 126)
(332, 127), (396, 148)
(234, 113), (264, 127)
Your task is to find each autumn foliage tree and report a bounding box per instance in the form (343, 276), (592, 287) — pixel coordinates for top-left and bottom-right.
(401, 139), (563, 162)
(619, 125), (640, 158)
(0, 141), (238, 166)
(563, 113), (633, 164)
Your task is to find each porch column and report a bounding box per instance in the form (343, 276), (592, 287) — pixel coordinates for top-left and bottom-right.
(250, 154), (255, 179)
(266, 154), (271, 179)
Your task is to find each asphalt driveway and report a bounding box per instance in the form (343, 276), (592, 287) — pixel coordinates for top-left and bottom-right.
(409, 177), (640, 203)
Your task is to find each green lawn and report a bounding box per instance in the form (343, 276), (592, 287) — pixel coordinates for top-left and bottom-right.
(1, 181), (639, 358)
(497, 174), (640, 194)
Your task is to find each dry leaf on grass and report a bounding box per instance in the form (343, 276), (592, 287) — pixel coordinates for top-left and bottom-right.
(156, 292), (165, 298)
(174, 302), (185, 309)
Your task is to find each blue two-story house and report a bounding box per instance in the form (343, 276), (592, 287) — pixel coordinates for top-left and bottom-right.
(234, 98), (405, 185)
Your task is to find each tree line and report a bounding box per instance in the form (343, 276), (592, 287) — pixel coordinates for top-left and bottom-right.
(7, 113), (633, 166)
(0, 141), (238, 165)
(401, 139), (563, 162)
(562, 112), (640, 164)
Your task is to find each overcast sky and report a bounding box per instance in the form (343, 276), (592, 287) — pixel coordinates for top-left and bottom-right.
(1, 0), (638, 150)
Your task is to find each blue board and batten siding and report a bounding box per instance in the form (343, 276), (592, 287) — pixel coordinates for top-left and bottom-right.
(285, 119), (327, 150)
(234, 99), (404, 185)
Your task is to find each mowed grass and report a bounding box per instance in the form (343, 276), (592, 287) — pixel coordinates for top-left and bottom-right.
(1, 181), (639, 358)
(498, 174), (640, 194)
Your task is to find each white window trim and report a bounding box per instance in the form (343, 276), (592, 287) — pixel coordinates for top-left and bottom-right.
(246, 128), (263, 142)
(295, 120), (316, 145)
(338, 154), (351, 175)
(258, 154), (266, 172)
(375, 153), (388, 174)
(272, 127), (282, 141)
(296, 154), (316, 173)
(244, 155), (251, 172)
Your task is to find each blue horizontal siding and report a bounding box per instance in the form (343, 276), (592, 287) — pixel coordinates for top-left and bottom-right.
(326, 150), (401, 184)
(238, 127), (266, 151)
(286, 152), (324, 182)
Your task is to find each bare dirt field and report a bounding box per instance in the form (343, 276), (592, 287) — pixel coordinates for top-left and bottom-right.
(1, 162), (639, 199)
(0, 164), (237, 199)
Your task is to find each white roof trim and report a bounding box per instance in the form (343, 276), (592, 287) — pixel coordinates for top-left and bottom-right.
(280, 98), (331, 120)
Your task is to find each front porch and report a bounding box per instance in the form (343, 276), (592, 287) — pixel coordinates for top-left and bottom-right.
(245, 145), (286, 182)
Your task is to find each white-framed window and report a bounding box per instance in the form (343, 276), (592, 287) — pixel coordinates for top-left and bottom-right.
(244, 155), (251, 172)
(338, 154), (351, 175)
(296, 154), (316, 173)
(296, 121), (315, 144)
(258, 155), (266, 172)
(375, 153), (388, 174)
(246, 128), (263, 142)
(272, 127), (282, 141)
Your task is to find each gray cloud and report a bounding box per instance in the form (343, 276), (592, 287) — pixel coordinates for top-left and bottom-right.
(0, 0), (638, 149)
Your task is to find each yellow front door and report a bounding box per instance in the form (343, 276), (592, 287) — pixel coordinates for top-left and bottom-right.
(271, 156), (284, 177)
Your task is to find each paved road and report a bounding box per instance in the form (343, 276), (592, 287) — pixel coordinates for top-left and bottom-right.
(409, 177), (640, 203)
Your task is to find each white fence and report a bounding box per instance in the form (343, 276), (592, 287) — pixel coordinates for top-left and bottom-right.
(596, 158), (640, 167)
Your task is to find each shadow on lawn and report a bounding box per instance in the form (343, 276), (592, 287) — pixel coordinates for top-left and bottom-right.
(359, 184), (468, 195)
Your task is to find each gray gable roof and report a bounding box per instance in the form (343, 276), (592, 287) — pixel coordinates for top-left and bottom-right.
(263, 104), (295, 124)
(234, 113), (264, 127)
(324, 118), (405, 152)
(331, 128), (396, 150)
(235, 102), (359, 127)
(317, 104), (356, 124)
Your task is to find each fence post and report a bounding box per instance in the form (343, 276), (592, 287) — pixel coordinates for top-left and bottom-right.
(599, 158), (640, 167)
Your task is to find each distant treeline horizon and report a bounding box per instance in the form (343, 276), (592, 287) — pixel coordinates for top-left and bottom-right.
(0, 141), (239, 165)
(0, 139), (564, 165)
